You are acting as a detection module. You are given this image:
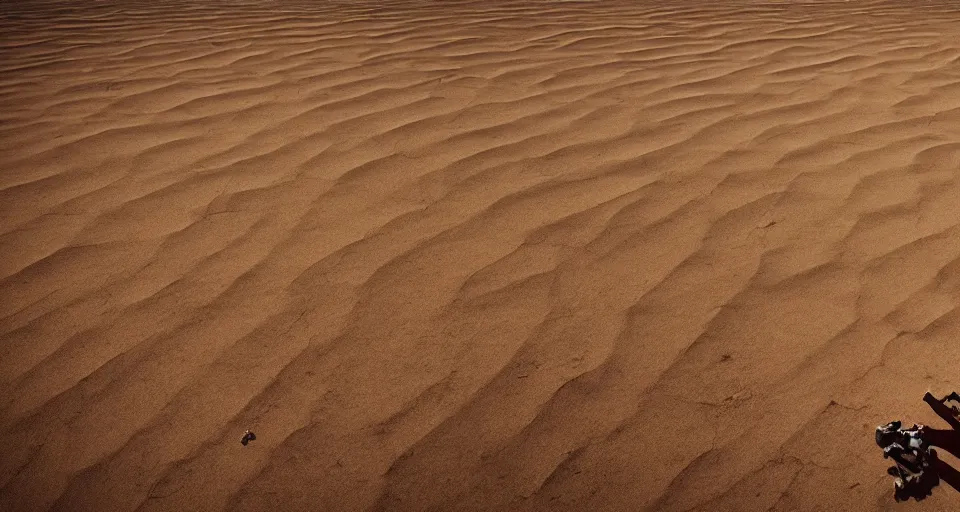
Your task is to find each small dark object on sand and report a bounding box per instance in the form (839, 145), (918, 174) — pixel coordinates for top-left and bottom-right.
(241, 429), (256, 446)
(876, 420), (936, 501)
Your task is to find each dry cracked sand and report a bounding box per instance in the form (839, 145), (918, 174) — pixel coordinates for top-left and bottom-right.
(2, 0), (960, 510)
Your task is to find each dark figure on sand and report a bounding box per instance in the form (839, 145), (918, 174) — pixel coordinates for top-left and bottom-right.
(876, 392), (960, 501)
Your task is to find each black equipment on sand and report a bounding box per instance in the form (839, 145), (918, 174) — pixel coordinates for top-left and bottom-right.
(876, 391), (960, 502)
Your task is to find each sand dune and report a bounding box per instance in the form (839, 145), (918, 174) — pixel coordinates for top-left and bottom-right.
(2, 0), (960, 510)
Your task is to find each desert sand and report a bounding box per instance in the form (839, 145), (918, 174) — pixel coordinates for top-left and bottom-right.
(2, 0), (960, 510)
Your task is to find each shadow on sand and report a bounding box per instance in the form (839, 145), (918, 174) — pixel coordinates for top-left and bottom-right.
(920, 393), (960, 498)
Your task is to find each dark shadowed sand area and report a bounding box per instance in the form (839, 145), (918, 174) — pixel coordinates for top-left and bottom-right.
(2, 0), (960, 510)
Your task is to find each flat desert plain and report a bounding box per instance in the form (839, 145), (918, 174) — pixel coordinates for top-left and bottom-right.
(2, 0), (960, 510)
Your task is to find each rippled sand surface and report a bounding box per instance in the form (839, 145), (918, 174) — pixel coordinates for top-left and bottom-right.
(3, 1), (960, 510)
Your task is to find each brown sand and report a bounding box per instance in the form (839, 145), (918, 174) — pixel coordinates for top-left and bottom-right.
(2, 0), (960, 510)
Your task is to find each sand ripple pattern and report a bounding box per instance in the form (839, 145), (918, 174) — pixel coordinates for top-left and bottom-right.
(2, 0), (960, 510)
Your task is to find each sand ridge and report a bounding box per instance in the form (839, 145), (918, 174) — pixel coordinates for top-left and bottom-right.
(2, 0), (960, 510)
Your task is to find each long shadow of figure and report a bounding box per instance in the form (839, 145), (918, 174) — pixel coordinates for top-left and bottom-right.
(921, 392), (960, 494)
(924, 392), (960, 431)
(931, 453), (960, 492)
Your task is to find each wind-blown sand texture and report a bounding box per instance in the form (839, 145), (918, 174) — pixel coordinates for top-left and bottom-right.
(2, 0), (960, 510)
